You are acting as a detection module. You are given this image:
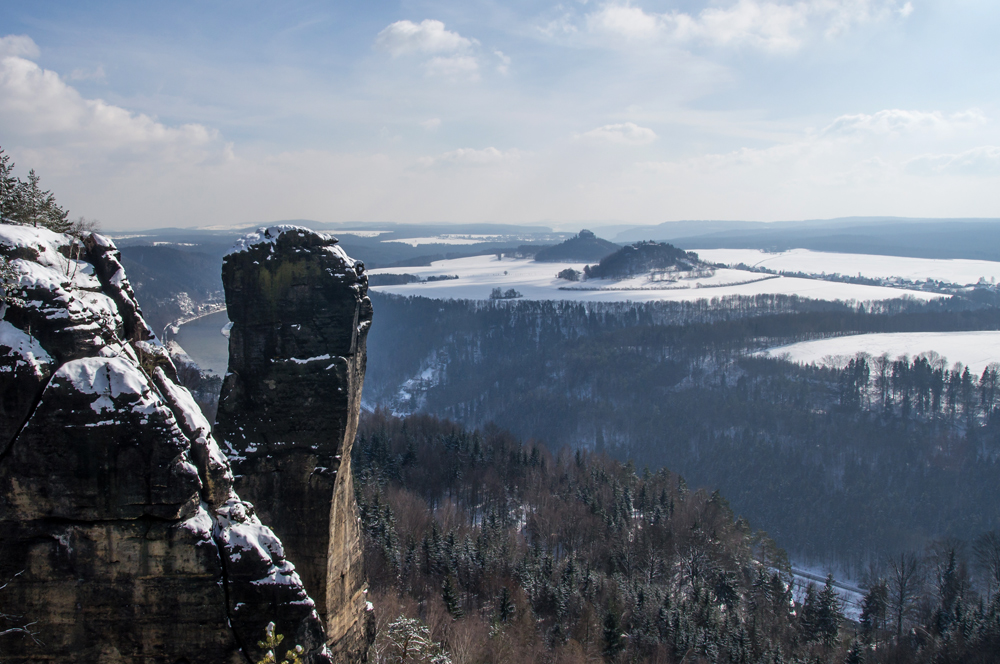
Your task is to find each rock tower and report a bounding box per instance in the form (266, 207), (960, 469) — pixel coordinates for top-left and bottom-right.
(214, 226), (374, 660)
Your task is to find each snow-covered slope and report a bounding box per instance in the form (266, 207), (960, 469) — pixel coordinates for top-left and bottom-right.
(368, 255), (944, 303)
(762, 331), (1000, 373)
(698, 248), (1000, 286)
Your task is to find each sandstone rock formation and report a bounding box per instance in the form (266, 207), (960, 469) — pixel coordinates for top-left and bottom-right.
(214, 226), (374, 660)
(0, 225), (331, 663)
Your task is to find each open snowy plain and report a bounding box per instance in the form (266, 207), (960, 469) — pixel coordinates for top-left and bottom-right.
(697, 248), (1000, 286)
(368, 255), (943, 304)
(763, 331), (1000, 373)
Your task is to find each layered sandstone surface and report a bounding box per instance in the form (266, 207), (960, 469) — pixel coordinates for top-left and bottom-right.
(0, 225), (331, 663)
(214, 226), (374, 660)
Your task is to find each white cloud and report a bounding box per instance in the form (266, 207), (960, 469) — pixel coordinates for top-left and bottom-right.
(0, 52), (220, 165)
(579, 122), (658, 145)
(822, 109), (987, 137)
(424, 55), (480, 80)
(582, 0), (912, 53)
(907, 147), (1000, 177)
(0, 35), (40, 59)
(494, 50), (511, 75)
(420, 118), (442, 131)
(419, 147), (522, 167)
(375, 19), (477, 57)
(375, 19), (483, 79)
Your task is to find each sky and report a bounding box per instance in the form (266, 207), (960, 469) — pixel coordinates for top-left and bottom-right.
(1, 0), (999, 231)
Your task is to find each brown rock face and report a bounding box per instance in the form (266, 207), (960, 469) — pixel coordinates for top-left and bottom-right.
(214, 226), (373, 660)
(0, 225), (330, 663)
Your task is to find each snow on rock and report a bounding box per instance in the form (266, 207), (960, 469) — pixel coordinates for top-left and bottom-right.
(58, 355), (157, 415)
(0, 320), (52, 377)
(228, 225), (327, 255)
(151, 367), (234, 506)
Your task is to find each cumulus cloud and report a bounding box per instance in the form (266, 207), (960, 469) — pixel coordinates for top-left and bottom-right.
(375, 19), (477, 56)
(0, 37), (225, 172)
(419, 147), (522, 167)
(375, 19), (483, 79)
(0, 34), (40, 59)
(579, 122), (657, 145)
(582, 0), (912, 52)
(907, 147), (1000, 177)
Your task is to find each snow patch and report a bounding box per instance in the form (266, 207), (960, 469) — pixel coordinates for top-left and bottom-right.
(227, 225), (326, 255)
(0, 320), (53, 376)
(56, 356), (160, 415)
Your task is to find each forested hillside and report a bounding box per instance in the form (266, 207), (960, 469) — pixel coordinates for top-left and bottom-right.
(364, 293), (1000, 573)
(353, 412), (1000, 664)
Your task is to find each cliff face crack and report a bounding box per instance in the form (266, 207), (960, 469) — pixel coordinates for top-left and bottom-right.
(0, 371), (54, 465)
(210, 522), (256, 664)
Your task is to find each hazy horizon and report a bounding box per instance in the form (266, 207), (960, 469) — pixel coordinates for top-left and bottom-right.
(2, 1), (998, 231)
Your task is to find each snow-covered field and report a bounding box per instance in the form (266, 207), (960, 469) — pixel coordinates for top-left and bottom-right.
(381, 234), (505, 246)
(763, 331), (1000, 373)
(697, 248), (1000, 286)
(369, 255), (944, 304)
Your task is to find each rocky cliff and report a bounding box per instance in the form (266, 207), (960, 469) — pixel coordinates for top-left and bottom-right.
(0, 225), (331, 663)
(214, 226), (373, 660)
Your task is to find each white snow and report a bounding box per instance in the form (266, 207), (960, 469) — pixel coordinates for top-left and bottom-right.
(179, 503), (215, 540)
(762, 331), (1000, 374)
(368, 255), (943, 304)
(153, 367), (213, 437)
(0, 320), (53, 376)
(698, 248), (1000, 286)
(278, 354), (332, 365)
(228, 225), (324, 255)
(331, 230), (388, 238)
(321, 242), (355, 267)
(57, 356), (160, 414)
(0, 226), (122, 331)
(382, 234), (505, 246)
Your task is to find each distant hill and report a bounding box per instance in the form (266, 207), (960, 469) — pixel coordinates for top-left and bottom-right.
(533, 229), (619, 262)
(611, 217), (1000, 262)
(583, 241), (700, 279)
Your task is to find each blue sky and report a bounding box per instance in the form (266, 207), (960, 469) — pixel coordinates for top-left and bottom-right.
(1, 0), (998, 230)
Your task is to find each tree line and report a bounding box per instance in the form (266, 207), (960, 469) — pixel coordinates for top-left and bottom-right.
(353, 411), (1000, 663)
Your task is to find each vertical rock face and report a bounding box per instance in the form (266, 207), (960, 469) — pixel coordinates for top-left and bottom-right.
(214, 226), (373, 660)
(0, 225), (331, 663)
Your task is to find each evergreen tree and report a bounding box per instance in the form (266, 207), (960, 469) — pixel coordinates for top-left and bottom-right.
(602, 608), (626, 660)
(0, 148), (72, 233)
(816, 574), (842, 648)
(442, 575), (463, 618)
(859, 579), (888, 644)
(496, 586), (515, 623)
